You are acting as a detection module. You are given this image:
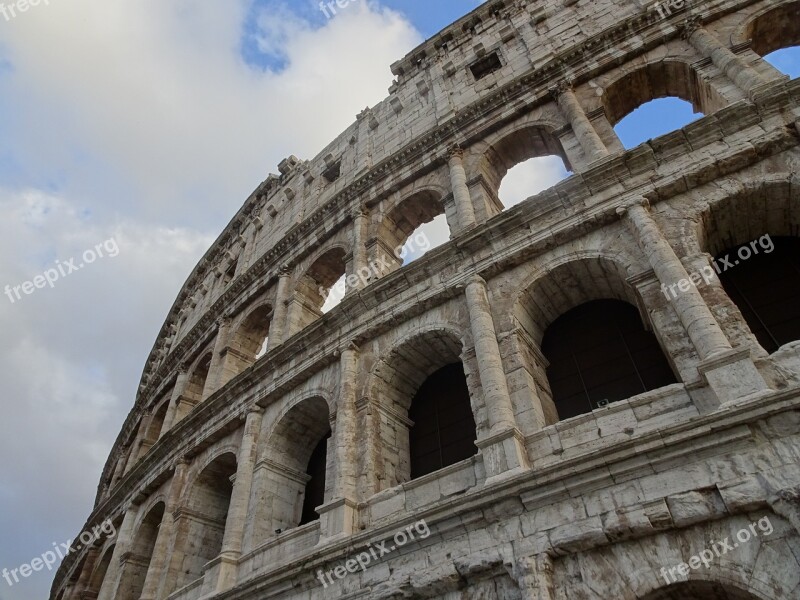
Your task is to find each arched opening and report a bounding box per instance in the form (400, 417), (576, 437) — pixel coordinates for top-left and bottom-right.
(368, 328), (477, 487)
(144, 400), (169, 444)
(696, 184), (800, 355)
(251, 397), (331, 542)
(219, 304), (272, 388)
(184, 353), (212, 404)
(614, 98), (700, 149)
(479, 126), (571, 215)
(117, 502), (164, 600)
(512, 256), (680, 424)
(87, 544), (115, 596)
(541, 300), (679, 420)
(640, 580), (763, 599)
(408, 363), (477, 479)
(293, 248), (347, 321)
(497, 156), (571, 209)
(746, 1), (800, 78)
(178, 453), (236, 587)
(603, 61), (721, 148)
(376, 190), (449, 277)
(236, 304), (271, 361)
(716, 236), (800, 353)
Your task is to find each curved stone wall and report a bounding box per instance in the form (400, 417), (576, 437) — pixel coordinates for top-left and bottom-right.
(52, 0), (800, 598)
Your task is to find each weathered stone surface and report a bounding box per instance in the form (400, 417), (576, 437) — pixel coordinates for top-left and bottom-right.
(53, 0), (800, 598)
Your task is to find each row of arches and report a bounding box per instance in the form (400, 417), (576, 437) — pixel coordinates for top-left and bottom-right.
(130, 2), (800, 455)
(76, 182), (800, 599)
(118, 171), (800, 489)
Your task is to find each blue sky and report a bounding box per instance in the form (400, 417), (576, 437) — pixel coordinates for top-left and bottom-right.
(0, 1), (797, 599)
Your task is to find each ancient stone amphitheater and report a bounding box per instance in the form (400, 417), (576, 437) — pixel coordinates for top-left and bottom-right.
(52, 0), (800, 598)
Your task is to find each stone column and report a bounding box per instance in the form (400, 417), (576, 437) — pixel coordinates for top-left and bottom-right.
(348, 207), (370, 294)
(448, 147), (477, 232)
(464, 276), (530, 481)
(205, 317), (233, 398)
(681, 252), (768, 359)
(684, 20), (765, 95)
(618, 198), (769, 403)
(139, 459), (188, 600)
(266, 266), (291, 351)
(551, 82), (610, 163)
(318, 343), (359, 540)
(160, 369), (189, 435)
(96, 505), (139, 600)
(214, 407), (264, 592)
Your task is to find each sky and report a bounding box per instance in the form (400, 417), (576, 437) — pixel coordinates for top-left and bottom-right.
(0, 1), (797, 598)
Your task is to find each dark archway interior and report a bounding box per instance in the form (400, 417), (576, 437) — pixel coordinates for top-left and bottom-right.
(542, 299), (677, 420)
(408, 363), (477, 479)
(641, 580), (762, 599)
(717, 236), (800, 353)
(300, 430), (330, 525)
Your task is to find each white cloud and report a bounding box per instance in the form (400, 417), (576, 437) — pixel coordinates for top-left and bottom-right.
(0, 1), (425, 598)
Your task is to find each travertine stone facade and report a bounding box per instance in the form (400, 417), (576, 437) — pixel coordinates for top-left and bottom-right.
(53, 0), (800, 598)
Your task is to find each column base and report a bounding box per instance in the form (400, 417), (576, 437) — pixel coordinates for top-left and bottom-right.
(476, 427), (530, 485)
(199, 551), (240, 598)
(316, 496), (359, 542)
(698, 347), (771, 406)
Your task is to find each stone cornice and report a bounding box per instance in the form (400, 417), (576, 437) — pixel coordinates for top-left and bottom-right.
(95, 88), (796, 520)
(86, 104), (798, 547)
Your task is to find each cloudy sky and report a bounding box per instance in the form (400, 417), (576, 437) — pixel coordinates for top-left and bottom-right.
(0, 1), (797, 598)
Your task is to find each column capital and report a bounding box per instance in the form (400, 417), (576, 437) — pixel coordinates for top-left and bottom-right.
(278, 264), (291, 277)
(336, 340), (360, 356)
(246, 405), (266, 417)
(681, 16), (703, 39)
(616, 196), (650, 217)
(447, 144), (464, 160)
(216, 315), (232, 329)
(463, 274), (487, 289)
(350, 205), (369, 220)
(548, 78), (573, 100)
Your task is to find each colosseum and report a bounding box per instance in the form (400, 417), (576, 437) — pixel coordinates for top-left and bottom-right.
(52, 0), (800, 598)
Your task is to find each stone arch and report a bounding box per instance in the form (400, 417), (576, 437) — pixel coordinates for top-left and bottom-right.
(169, 451), (237, 591)
(366, 324), (477, 486)
(511, 253), (679, 423)
(471, 121), (571, 218)
(219, 301), (273, 385)
(86, 543), (115, 595)
(601, 59), (727, 130)
(140, 398), (169, 454)
(116, 501), (165, 600)
(554, 512), (798, 599)
(692, 178), (800, 355)
(184, 350), (212, 404)
(739, 0), (800, 61)
(287, 246), (347, 333)
(375, 188), (447, 276)
(638, 580), (765, 599)
(512, 253), (642, 347)
(250, 395), (331, 542)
